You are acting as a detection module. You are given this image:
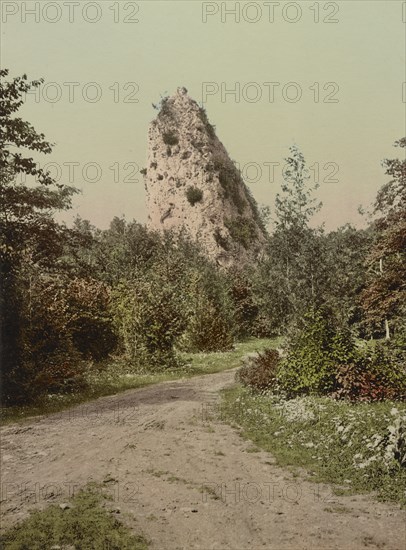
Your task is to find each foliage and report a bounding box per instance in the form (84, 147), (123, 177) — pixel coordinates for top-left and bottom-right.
(180, 267), (234, 352)
(186, 185), (203, 206)
(111, 266), (189, 370)
(65, 277), (118, 361)
(237, 349), (280, 391)
(322, 225), (372, 330)
(277, 308), (355, 396)
(0, 485), (148, 550)
(276, 306), (405, 402)
(17, 272), (87, 399)
(252, 145), (326, 332)
(3, 269), (118, 403)
(230, 272), (266, 338)
(222, 386), (406, 506)
(217, 162), (245, 212)
(224, 216), (257, 249)
(332, 342), (406, 402)
(360, 138), (406, 338)
(274, 145), (322, 230)
(0, 70), (79, 403)
(197, 105), (216, 140)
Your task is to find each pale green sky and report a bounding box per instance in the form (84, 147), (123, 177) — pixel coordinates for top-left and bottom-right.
(2, 0), (405, 230)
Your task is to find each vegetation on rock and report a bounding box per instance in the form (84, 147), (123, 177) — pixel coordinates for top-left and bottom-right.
(186, 185), (203, 206)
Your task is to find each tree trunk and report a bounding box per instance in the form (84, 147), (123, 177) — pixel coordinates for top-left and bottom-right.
(385, 318), (390, 340)
(379, 258), (390, 340)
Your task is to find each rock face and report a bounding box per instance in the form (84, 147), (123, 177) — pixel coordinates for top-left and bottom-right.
(144, 87), (267, 267)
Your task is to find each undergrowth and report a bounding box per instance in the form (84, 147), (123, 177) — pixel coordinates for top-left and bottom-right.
(221, 386), (406, 507)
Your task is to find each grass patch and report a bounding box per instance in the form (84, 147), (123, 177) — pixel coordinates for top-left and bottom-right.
(221, 386), (406, 507)
(1, 338), (281, 425)
(0, 485), (148, 550)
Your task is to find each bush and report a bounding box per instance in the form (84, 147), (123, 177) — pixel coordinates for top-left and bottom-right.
(225, 216), (257, 249)
(21, 349), (87, 399)
(111, 265), (189, 371)
(183, 296), (234, 352)
(237, 349), (280, 391)
(180, 267), (235, 352)
(277, 308), (406, 401)
(277, 308), (355, 397)
(4, 274), (90, 404)
(66, 278), (118, 361)
(186, 186), (203, 206)
(230, 274), (259, 338)
(332, 342), (406, 402)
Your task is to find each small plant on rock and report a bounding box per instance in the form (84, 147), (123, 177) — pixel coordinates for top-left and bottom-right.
(186, 186), (203, 206)
(163, 130), (179, 146)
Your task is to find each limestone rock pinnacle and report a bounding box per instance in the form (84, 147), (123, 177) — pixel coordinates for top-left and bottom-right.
(144, 88), (268, 267)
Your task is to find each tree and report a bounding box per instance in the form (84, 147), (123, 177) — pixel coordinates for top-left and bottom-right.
(0, 70), (78, 401)
(254, 145), (326, 331)
(324, 225), (372, 330)
(360, 138), (406, 339)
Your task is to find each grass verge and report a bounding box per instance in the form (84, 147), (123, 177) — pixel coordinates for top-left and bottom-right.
(0, 484), (148, 550)
(221, 385), (406, 507)
(1, 338), (281, 425)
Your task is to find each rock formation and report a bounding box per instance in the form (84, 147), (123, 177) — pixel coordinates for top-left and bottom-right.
(144, 87), (268, 267)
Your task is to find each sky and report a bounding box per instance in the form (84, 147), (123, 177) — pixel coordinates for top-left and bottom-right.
(1, 0), (405, 231)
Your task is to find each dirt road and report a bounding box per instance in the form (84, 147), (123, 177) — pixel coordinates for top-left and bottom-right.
(1, 369), (405, 549)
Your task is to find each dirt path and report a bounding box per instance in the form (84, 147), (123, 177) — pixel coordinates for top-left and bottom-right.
(1, 369), (405, 550)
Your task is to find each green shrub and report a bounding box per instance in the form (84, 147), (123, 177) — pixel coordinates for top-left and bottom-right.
(230, 274), (259, 338)
(237, 349), (280, 391)
(218, 168), (245, 212)
(277, 308), (354, 396)
(225, 216), (257, 249)
(186, 186), (203, 206)
(278, 308), (406, 401)
(4, 274), (93, 404)
(111, 266), (189, 371)
(332, 342), (406, 402)
(251, 314), (275, 338)
(183, 298), (234, 352)
(66, 278), (118, 361)
(180, 268), (234, 352)
(198, 106), (216, 140)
